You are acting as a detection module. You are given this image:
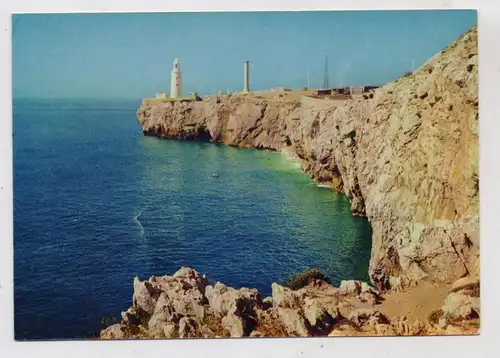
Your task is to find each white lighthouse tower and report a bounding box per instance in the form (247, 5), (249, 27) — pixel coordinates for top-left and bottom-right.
(170, 58), (182, 99)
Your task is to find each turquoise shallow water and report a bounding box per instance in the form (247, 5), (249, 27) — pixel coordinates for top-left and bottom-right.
(13, 98), (372, 340)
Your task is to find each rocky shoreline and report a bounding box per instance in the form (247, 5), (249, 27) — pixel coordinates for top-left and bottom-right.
(136, 26), (478, 293)
(100, 267), (479, 339)
(101, 26), (480, 338)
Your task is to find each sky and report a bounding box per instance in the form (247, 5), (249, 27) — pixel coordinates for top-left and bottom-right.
(12, 10), (477, 99)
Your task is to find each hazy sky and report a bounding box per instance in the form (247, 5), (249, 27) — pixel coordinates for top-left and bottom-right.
(12, 10), (477, 99)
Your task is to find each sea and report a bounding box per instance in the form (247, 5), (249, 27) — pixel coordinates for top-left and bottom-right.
(13, 98), (372, 340)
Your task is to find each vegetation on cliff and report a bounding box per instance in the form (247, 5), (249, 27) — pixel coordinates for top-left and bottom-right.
(281, 268), (331, 290)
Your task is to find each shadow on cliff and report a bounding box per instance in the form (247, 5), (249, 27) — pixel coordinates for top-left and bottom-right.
(143, 125), (213, 142)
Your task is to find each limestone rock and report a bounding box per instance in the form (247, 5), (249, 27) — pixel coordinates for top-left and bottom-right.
(100, 265), (480, 339)
(347, 308), (389, 327)
(271, 283), (302, 309)
(358, 291), (379, 305)
(147, 294), (176, 338)
(163, 324), (177, 338)
(450, 276), (480, 294)
(178, 317), (200, 338)
(132, 269), (207, 322)
(205, 282), (261, 317)
(374, 324), (397, 336)
(339, 280), (361, 295)
(441, 292), (480, 321)
(360, 282), (381, 296)
(390, 317), (429, 336)
(133, 277), (158, 314)
(168, 312), (184, 324)
(249, 330), (265, 337)
(221, 310), (246, 337)
(173, 266), (209, 293)
(302, 298), (335, 333)
(445, 325), (473, 335)
(121, 307), (141, 326)
(100, 324), (127, 339)
(152, 274), (206, 319)
(262, 297), (273, 309)
(327, 324), (359, 337)
(357, 282), (381, 304)
(201, 325), (216, 338)
(276, 307), (310, 337)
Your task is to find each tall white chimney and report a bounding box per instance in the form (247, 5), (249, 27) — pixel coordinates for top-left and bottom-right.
(243, 61), (250, 93)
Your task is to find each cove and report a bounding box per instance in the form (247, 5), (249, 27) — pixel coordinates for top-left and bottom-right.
(13, 99), (372, 339)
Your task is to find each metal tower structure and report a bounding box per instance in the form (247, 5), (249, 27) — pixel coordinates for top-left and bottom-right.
(323, 55), (329, 89)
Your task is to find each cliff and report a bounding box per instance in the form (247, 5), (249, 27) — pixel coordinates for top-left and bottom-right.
(137, 26), (479, 293)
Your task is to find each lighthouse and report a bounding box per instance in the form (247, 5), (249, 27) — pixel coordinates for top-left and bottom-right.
(170, 58), (182, 99)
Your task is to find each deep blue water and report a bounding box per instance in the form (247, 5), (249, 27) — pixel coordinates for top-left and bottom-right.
(13, 98), (372, 340)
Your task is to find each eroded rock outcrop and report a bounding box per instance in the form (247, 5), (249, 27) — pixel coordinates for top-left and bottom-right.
(100, 267), (480, 339)
(137, 26), (478, 292)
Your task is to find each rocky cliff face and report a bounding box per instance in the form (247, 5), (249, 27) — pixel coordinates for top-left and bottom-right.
(137, 26), (478, 292)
